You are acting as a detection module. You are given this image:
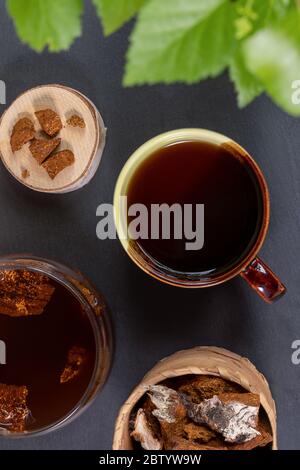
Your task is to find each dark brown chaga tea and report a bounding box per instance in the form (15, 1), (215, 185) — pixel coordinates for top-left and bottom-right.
(0, 270), (96, 433)
(127, 141), (263, 276)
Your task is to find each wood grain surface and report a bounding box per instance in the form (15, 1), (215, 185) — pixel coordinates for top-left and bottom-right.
(0, 84), (106, 193)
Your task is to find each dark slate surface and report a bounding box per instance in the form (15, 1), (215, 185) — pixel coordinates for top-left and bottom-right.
(0, 0), (299, 450)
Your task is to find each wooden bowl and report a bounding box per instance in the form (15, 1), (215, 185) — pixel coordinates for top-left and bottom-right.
(113, 346), (277, 450)
(0, 84), (106, 193)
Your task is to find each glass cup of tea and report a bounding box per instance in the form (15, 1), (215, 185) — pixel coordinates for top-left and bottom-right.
(114, 129), (285, 303)
(0, 255), (113, 437)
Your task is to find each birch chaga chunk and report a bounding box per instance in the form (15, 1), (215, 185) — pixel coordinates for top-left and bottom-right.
(141, 396), (163, 438)
(0, 384), (30, 433)
(0, 270), (55, 317)
(188, 394), (261, 443)
(147, 385), (186, 423)
(178, 375), (244, 402)
(229, 418), (273, 450)
(29, 137), (61, 165)
(67, 115), (86, 128)
(35, 109), (62, 136)
(21, 168), (30, 179)
(129, 377), (273, 451)
(183, 422), (216, 443)
(131, 409), (162, 450)
(218, 392), (260, 427)
(147, 385), (188, 450)
(170, 437), (228, 451)
(60, 346), (87, 384)
(42, 149), (75, 180)
(10, 117), (35, 152)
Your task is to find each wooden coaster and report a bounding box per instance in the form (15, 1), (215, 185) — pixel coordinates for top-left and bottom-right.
(0, 84), (106, 193)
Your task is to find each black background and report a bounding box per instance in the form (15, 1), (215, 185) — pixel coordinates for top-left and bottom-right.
(0, 0), (299, 450)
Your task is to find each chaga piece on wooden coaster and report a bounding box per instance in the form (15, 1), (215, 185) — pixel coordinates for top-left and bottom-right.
(42, 149), (75, 180)
(21, 168), (30, 179)
(0, 270), (55, 317)
(130, 376), (273, 451)
(9, 107), (78, 182)
(67, 115), (86, 128)
(60, 346), (87, 384)
(35, 109), (62, 136)
(0, 384), (30, 432)
(29, 137), (61, 165)
(10, 117), (35, 152)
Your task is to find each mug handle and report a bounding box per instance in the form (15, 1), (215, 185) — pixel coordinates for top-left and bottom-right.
(240, 257), (286, 303)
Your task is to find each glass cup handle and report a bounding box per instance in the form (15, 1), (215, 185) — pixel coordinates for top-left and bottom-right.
(240, 257), (286, 303)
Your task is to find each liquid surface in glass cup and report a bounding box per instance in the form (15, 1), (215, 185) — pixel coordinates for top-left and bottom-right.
(115, 129), (287, 301)
(127, 140), (263, 278)
(0, 257), (112, 437)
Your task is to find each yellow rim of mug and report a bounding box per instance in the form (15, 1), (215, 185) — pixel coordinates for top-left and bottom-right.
(113, 128), (270, 288)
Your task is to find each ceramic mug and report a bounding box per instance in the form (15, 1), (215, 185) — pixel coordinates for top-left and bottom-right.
(114, 129), (286, 303)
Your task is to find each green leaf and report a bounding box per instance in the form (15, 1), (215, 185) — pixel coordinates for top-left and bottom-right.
(124, 0), (237, 86)
(93, 0), (146, 36)
(229, 48), (263, 107)
(242, 11), (300, 116)
(234, 0), (293, 39)
(7, 0), (83, 52)
(270, 0), (293, 18)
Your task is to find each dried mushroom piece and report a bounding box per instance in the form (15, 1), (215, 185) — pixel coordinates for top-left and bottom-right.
(229, 417), (273, 450)
(35, 109), (62, 136)
(10, 117), (35, 152)
(131, 409), (162, 450)
(178, 375), (244, 403)
(21, 168), (30, 179)
(9, 107), (79, 184)
(147, 385), (188, 450)
(0, 384), (30, 433)
(147, 385), (186, 423)
(183, 422), (216, 443)
(131, 377), (272, 451)
(0, 270), (55, 317)
(188, 394), (261, 443)
(60, 346), (87, 384)
(166, 437), (206, 451)
(218, 392), (260, 427)
(29, 137), (61, 165)
(159, 415), (187, 450)
(67, 115), (86, 128)
(141, 396), (162, 439)
(42, 149), (75, 180)
(170, 437), (228, 451)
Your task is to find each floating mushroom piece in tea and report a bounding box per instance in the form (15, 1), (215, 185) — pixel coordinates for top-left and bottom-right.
(0, 384), (31, 433)
(0, 270), (55, 317)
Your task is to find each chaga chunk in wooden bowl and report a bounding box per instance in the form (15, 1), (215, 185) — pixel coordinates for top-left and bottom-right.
(113, 347), (277, 450)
